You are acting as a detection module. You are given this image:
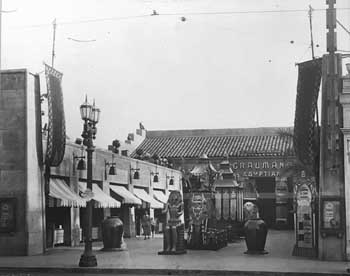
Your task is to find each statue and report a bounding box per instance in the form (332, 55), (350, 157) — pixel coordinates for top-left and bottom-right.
(158, 190), (186, 254)
(187, 193), (209, 249)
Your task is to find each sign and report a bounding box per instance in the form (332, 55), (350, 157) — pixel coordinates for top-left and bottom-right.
(0, 198), (16, 233)
(231, 159), (293, 179)
(320, 197), (344, 238)
(323, 201), (340, 229)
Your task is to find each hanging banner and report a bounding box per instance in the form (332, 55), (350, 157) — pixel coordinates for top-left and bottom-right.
(44, 63), (66, 167)
(34, 74), (44, 167)
(293, 58), (322, 166)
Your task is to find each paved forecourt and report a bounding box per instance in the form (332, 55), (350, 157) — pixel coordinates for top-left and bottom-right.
(0, 231), (349, 275)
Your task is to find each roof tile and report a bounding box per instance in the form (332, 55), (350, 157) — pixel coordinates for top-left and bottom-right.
(132, 128), (294, 159)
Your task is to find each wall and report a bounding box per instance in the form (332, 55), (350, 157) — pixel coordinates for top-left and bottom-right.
(49, 140), (182, 239)
(0, 70), (27, 255)
(50, 141), (182, 190)
(0, 69), (44, 255)
(119, 127), (146, 156)
(26, 72), (45, 254)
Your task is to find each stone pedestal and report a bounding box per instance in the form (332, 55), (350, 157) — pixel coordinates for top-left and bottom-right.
(158, 224), (186, 255)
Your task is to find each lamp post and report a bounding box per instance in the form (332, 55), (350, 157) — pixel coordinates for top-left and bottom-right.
(78, 96), (100, 267)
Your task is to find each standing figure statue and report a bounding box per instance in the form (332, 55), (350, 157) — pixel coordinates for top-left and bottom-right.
(159, 190), (186, 254)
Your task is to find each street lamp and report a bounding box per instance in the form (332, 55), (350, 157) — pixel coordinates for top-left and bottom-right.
(78, 96), (100, 267)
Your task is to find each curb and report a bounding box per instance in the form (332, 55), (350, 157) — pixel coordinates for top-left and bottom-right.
(0, 267), (349, 276)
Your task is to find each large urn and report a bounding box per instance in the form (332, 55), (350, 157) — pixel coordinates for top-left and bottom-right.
(101, 216), (125, 251)
(244, 218), (268, 254)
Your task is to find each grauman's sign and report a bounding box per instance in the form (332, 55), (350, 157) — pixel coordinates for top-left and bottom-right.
(231, 160), (293, 178)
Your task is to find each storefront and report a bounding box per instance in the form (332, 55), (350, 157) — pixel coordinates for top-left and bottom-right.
(133, 187), (163, 236)
(46, 177), (86, 247)
(133, 127), (296, 230)
(109, 184), (141, 237)
(232, 159), (294, 228)
(78, 181), (120, 241)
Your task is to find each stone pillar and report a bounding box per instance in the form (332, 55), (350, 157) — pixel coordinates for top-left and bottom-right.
(0, 70), (45, 255)
(123, 207), (135, 238)
(70, 175), (81, 246)
(102, 181), (111, 219)
(318, 54), (345, 261)
(148, 184), (155, 219)
(340, 64), (350, 259)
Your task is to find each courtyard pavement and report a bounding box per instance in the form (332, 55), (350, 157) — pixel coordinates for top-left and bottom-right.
(0, 230), (349, 275)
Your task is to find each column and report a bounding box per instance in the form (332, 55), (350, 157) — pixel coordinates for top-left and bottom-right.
(340, 66), (350, 259)
(102, 180), (111, 219)
(0, 70), (45, 255)
(70, 175), (81, 246)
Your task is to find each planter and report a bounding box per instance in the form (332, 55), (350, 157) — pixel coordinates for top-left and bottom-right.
(244, 218), (268, 254)
(101, 216), (126, 251)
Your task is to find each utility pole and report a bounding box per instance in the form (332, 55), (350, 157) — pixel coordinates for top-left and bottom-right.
(326, 0), (337, 162)
(51, 18), (57, 67)
(319, 0), (345, 261)
(0, 0), (2, 95)
(308, 5), (315, 60)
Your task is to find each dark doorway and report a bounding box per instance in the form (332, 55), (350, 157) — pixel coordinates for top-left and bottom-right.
(135, 208), (145, 236)
(254, 177), (276, 227)
(46, 207), (71, 247)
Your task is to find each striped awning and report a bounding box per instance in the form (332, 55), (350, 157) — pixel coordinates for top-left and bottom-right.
(110, 185), (142, 205)
(133, 188), (164, 209)
(49, 178), (86, 207)
(79, 182), (121, 208)
(153, 190), (168, 204)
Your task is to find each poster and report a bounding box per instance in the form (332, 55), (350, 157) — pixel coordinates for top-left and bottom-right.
(296, 184), (313, 248)
(323, 201), (340, 229)
(0, 199), (16, 233)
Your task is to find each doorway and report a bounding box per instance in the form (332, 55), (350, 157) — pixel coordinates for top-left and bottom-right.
(254, 177), (276, 227)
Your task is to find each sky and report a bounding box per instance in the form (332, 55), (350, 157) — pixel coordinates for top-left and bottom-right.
(3, 0), (350, 148)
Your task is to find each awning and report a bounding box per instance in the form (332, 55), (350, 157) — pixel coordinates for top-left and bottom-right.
(215, 179), (241, 188)
(153, 190), (168, 204)
(49, 178), (86, 207)
(110, 185), (142, 205)
(133, 188), (164, 209)
(79, 182), (121, 208)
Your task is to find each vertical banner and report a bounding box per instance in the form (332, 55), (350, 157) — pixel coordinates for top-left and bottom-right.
(34, 74), (43, 167)
(293, 58), (322, 167)
(44, 64), (66, 167)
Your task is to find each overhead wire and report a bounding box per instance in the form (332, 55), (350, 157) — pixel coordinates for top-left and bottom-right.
(336, 19), (350, 36)
(8, 7), (350, 29)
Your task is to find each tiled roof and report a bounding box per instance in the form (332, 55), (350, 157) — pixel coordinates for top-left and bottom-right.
(132, 127), (294, 159)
